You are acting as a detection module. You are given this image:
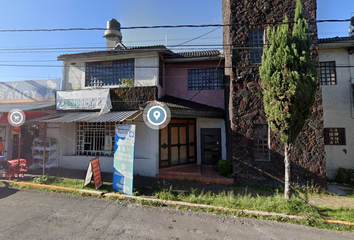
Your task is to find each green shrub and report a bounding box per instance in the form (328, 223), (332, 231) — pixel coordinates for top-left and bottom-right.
(33, 175), (57, 184)
(346, 168), (354, 185)
(335, 168), (354, 186)
(216, 159), (233, 177)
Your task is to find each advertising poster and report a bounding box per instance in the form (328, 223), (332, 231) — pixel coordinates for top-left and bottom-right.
(113, 125), (135, 195)
(83, 157), (103, 190)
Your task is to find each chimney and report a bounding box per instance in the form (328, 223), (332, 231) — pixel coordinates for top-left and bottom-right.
(104, 19), (122, 50)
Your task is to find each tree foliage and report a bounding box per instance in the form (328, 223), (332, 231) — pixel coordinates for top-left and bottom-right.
(259, 0), (317, 144)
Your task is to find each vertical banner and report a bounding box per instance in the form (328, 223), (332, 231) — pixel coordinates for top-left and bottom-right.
(113, 125), (136, 195)
(83, 157), (103, 190)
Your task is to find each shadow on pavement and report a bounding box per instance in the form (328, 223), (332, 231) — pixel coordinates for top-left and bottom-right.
(0, 181), (19, 199)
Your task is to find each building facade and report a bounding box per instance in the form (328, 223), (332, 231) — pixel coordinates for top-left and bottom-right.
(319, 36), (354, 179)
(0, 79), (60, 166)
(222, 0), (326, 187)
(32, 19), (227, 179)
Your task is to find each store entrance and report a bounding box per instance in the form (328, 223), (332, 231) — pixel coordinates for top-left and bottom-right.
(12, 125), (39, 164)
(159, 119), (196, 168)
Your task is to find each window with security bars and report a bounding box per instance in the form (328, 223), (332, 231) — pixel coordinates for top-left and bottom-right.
(249, 30), (264, 64)
(188, 68), (224, 90)
(76, 122), (116, 156)
(319, 61), (336, 85)
(254, 124), (270, 161)
(324, 128), (346, 145)
(85, 59), (134, 87)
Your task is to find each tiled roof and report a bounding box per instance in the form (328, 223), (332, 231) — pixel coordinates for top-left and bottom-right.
(58, 45), (171, 59)
(318, 36), (354, 43)
(142, 95), (224, 117)
(165, 50), (223, 59)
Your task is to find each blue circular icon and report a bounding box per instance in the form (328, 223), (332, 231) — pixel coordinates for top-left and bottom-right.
(147, 106), (167, 126)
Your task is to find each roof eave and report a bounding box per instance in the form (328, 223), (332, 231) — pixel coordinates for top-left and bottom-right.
(319, 40), (354, 50)
(57, 47), (173, 61)
(164, 55), (224, 63)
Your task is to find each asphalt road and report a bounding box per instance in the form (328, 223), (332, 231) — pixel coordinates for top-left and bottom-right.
(0, 186), (353, 240)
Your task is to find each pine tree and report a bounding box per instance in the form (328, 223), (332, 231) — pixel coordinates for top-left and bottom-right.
(259, 0), (317, 199)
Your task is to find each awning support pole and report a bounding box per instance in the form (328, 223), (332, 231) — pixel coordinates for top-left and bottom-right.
(17, 130), (21, 178)
(42, 123), (47, 175)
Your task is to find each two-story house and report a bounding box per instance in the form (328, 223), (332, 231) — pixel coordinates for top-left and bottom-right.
(319, 35), (354, 179)
(33, 19), (227, 181)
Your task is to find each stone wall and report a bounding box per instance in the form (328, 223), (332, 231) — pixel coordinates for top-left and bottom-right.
(222, 0), (326, 188)
(110, 86), (157, 110)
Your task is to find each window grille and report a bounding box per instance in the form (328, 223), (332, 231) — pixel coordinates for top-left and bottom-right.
(319, 61), (336, 85)
(254, 124), (270, 161)
(76, 122), (116, 156)
(85, 59), (134, 87)
(324, 128), (346, 145)
(188, 68), (224, 90)
(249, 30), (264, 64)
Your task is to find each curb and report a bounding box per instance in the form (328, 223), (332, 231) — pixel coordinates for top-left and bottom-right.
(103, 193), (303, 220)
(11, 181), (354, 227)
(13, 182), (103, 196)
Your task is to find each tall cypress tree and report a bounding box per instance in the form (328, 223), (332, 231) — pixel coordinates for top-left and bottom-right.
(259, 0), (317, 199)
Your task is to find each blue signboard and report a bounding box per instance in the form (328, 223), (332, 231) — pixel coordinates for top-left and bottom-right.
(113, 125), (136, 195)
(0, 79), (60, 100)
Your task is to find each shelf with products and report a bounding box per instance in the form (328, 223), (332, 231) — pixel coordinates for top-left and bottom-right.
(30, 137), (58, 169)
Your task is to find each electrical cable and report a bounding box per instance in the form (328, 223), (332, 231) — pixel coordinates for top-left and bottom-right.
(0, 19), (350, 33)
(173, 27), (222, 47)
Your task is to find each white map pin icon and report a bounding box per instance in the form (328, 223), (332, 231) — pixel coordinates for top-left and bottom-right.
(153, 110), (160, 120)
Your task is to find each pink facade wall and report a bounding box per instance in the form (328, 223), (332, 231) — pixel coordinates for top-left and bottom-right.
(164, 60), (225, 109)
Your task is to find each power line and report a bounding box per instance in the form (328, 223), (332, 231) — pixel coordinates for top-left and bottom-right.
(174, 27), (222, 47)
(0, 39), (352, 53)
(0, 19), (351, 33)
(0, 64), (354, 69)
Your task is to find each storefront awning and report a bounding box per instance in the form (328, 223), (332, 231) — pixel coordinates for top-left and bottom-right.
(0, 102), (55, 112)
(0, 111), (50, 123)
(27, 110), (141, 123)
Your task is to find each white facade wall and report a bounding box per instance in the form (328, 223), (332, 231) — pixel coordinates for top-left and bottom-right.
(57, 121), (159, 177)
(320, 47), (354, 179)
(61, 54), (160, 91)
(196, 118), (227, 164)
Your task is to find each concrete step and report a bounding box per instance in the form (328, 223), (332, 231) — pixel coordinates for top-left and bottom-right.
(155, 173), (234, 185)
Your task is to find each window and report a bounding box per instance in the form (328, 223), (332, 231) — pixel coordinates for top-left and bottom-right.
(76, 122), (116, 156)
(85, 59), (134, 87)
(319, 61), (336, 85)
(324, 128), (346, 145)
(188, 68), (224, 90)
(249, 30), (264, 64)
(254, 124), (270, 161)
